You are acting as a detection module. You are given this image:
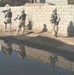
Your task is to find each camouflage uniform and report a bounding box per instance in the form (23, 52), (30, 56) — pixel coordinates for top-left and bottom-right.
(16, 10), (26, 34)
(50, 9), (60, 37)
(4, 9), (12, 32)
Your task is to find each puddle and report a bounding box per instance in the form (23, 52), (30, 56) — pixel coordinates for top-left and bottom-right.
(0, 39), (74, 75)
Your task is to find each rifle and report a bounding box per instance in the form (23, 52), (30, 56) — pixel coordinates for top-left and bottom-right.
(2, 10), (8, 14)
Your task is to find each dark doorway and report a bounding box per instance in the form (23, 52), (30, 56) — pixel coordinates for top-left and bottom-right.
(40, 0), (46, 3)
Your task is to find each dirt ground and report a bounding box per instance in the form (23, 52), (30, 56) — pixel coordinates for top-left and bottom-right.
(0, 27), (74, 45)
(0, 27), (74, 60)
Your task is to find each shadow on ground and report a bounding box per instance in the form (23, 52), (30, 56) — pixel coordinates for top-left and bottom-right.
(0, 35), (74, 62)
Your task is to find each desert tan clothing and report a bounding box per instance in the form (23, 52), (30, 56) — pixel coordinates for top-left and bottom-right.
(4, 9), (12, 24)
(18, 20), (25, 28)
(4, 17), (12, 24)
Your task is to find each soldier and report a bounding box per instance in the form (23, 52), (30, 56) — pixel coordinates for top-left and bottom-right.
(3, 8), (12, 32)
(1, 40), (12, 56)
(14, 10), (26, 35)
(16, 45), (26, 60)
(50, 9), (60, 37)
(49, 55), (58, 70)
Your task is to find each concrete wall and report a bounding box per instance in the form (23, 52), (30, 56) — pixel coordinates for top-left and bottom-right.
(24, 3), (74, 36)
(0, 3), (74, 36)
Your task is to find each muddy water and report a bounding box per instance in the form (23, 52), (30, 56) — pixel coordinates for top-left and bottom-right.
(0, 39), (74, 75)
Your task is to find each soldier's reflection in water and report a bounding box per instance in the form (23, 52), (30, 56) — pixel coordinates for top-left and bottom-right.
(1, 40), (12, 56)
(49, 54), (58, 70)
(16, 45), (26, 60)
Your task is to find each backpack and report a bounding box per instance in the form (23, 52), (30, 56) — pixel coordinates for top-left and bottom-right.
(18, 13), (26, 20)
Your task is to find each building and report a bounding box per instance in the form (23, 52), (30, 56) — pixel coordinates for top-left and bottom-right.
(1, 0), (31, 6)
(0, 0), (74, 6)
(46, 0), (74, 5)
(68, 0), (74, 4)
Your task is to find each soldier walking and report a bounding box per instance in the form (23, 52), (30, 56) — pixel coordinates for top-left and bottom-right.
(3, 8), (12, 32)
(14, 10), (26, 35)
(50, 9), (60, 37)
